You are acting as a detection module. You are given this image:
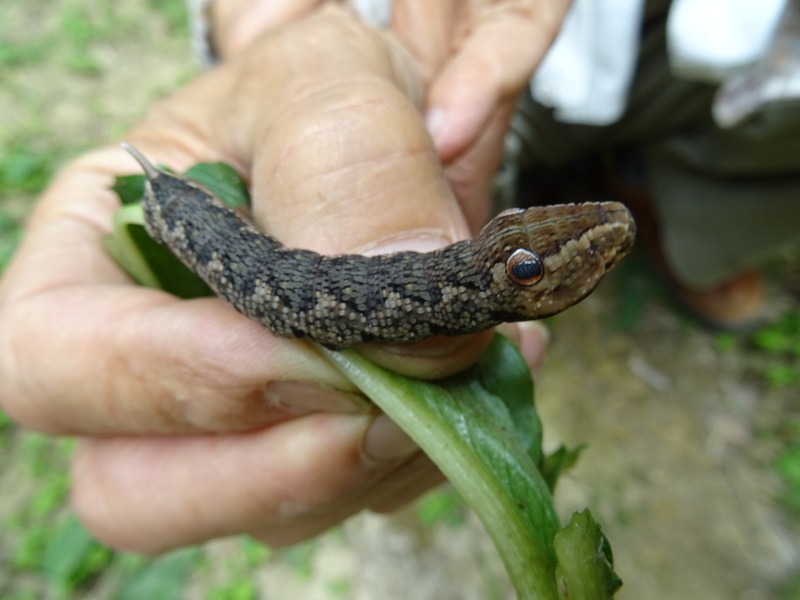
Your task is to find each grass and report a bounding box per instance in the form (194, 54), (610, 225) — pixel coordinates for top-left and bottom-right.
(749, 307), (800, 519)
(621, 246), (800, 529)
(714, 305), (800, 523)
(0, 0), (195, 271)
(0, 2), (221, 597)
(752, 309), (800, 388)
(614, 247), (800, 535)
(716, 300), (800, 594)
(774, 437), (800, 515)
(0, 423), (273, 599)
(416, 486), (467, 528)
(0, 143), (56, 195)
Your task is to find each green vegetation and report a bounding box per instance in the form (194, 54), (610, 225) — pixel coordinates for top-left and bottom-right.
(718, 306), (800, 423)
(752, 309), (800, 389)
(0, 425), (272, 599)
(416, 487), (467, 528)
(1, 4), (215, 598)
(0, 143), (56, 274)
(0, 144), (54, 196)
(283, 539), (319, 581)
(774, 434), (800, 516)
(1, 431), (111, 597)
(0, 0), (192, 273)
(748, 308), (800, 519)
(716, 302), (800, 599)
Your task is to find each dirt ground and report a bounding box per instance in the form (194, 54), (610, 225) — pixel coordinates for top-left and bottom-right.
(2, 1), (798, 598)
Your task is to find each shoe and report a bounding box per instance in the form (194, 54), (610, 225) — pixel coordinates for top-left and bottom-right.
(667, 269), (765, 331)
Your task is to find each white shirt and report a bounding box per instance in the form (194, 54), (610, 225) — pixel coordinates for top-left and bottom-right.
(532, 0), (796, 127)
(352, 0), (798, 128)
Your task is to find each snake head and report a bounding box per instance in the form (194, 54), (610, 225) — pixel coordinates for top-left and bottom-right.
(475, 202), (636, 321)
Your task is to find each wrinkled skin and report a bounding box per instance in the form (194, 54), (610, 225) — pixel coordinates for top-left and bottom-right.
(0, 2), (566, 554)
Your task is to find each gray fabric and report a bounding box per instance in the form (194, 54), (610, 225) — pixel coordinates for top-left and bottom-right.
(512, 0), (800, 287)
(645, 98), (800, 287)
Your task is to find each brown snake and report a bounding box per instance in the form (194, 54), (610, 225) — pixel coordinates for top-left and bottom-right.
(122, 144), (636, 349)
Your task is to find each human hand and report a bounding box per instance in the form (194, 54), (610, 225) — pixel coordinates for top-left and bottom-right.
(210, 0), (571, 228)
(0, 6), (546, 554)
(391, 0), (572, 227)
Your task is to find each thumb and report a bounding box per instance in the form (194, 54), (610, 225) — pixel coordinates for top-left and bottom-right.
(240, 10), (493, 375)
(132, 6), (490, 377)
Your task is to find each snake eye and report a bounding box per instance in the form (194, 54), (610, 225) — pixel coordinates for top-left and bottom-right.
(506, 248), (544, 286)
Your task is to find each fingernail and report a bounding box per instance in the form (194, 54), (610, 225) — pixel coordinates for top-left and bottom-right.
(425, 107), (445, 146)
(518, 320), (550, 344)
(355, 231), (452, 256)
(263, 381), (370, 415)
(362, 413), (418, 463)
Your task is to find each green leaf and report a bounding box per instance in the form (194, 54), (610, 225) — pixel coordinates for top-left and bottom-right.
(111, 174), (146, 205)
(127, 224), (215, 298)
(0, 217), (22, 274)
(102, 203), (157, 288)
(146, 0), (190, 34)
(206, 580), (258, 600)
(554, 510), (623, 599)
(0, 38), (49, 67)
(184, 162), (250, 208)
(106, 162), (250, 296)
(115, 548), (198, 600)
(29, 475), (70, 518)
(0, 145), (51, 193)
(765, 364), (800, 389)
(774, 444), (800, 485)
(754, 328), (791, 354)
(416, 488), (466, 528)
(317, 336), (562, 599)
(326, 577), (352, 597)
(239, 536), (271, 566)
(102, 203), (213, 298)
(774, 443), (800, 514)
(468, 334), (542, 464)
(13, 525), (49, 570)
(714, 332), (737, 353)
(540, 444), (587, 492)
(41, 516), (110, 588)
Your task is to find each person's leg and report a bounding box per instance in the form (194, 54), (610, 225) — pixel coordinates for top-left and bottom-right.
(510, 0), (800, 328)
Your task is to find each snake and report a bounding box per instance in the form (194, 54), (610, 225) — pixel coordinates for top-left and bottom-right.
(121, 143), (636, 350)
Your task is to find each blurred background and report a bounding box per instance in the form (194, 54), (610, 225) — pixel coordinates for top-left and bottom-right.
(0, 1), (798, 598)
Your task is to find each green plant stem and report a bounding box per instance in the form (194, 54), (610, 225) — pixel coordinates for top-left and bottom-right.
(317, 343), (561, 600)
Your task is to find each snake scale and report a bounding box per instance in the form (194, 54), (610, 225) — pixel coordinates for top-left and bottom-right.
(122, 143), (636, 350)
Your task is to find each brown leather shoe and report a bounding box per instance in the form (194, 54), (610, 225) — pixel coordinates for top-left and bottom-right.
(668, 269), (765, 331)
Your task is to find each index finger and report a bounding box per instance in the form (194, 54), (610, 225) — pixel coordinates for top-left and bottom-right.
(420, 0), (571, 160)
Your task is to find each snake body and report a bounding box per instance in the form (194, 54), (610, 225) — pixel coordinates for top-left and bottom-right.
(122, 144), (635, 349)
